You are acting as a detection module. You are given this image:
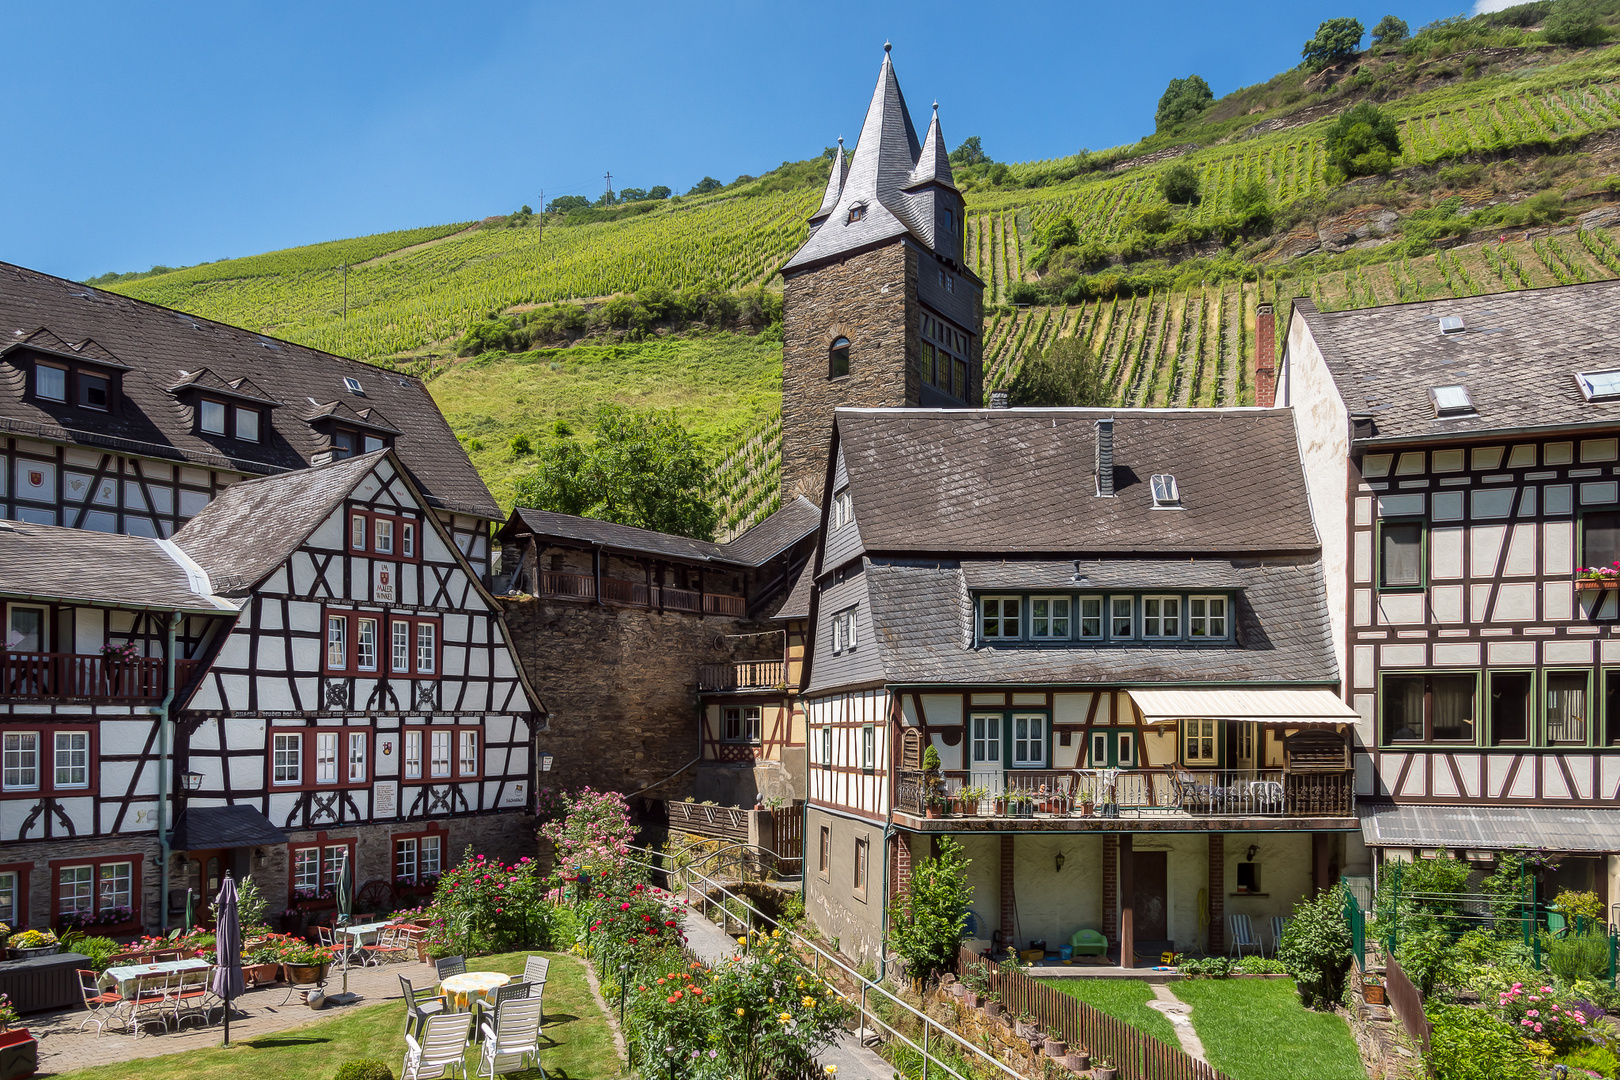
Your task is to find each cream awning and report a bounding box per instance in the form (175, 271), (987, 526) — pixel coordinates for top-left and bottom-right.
(1126, 688), (1357, 726)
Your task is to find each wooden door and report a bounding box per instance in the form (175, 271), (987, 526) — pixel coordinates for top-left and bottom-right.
(1131, 851), (1168, 941)
(181, 849), (228, 927)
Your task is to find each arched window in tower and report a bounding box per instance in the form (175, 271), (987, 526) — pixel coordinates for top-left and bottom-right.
(829, 337), (851, 379)
(847, 204), (866, 224)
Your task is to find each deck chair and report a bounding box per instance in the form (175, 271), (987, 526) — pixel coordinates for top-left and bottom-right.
(362, 925), (412, 966)
(400, 973), (447, 1039)
(1547, 912), (1569, 939)
(77, 969), (126, 1035)
(404, 1010), (472, 1080)
(492, 981), (531, 1007)
(479, 997), (545, 1078)
(1228, 913), (1263, 957)
(1270, 916), (1290, 956)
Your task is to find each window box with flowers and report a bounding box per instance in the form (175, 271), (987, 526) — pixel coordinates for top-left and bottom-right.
(1575, 564), (1620, 591)
(56, 905), (137, 934)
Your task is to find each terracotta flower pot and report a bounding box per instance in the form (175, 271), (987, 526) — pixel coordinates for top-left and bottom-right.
(243, 962), (281, 986)
(282, 961), (331, 985)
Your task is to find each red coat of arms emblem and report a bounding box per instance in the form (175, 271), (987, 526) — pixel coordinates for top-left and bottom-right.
(28, 471), (42, 487)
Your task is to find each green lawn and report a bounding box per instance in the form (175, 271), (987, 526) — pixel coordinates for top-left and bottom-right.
(1038, 977), (1180, 1045)
(1172, 978), (1363, 1080)
(51, 952), (623, 1080)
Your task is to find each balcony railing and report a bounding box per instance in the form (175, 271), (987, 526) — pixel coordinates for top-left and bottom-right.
(894, 766), (1354, 819)
(537, 570), (745, 617)
(698, 660), (787, 691)
(0, 652), (200, 702)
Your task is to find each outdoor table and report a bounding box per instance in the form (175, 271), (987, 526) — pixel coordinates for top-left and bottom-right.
(441, 971), (510, 1045)
(103, 957), (211, 997)
(336, 918), (399, 994)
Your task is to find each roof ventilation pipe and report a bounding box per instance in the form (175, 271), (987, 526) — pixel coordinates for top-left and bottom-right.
(1095, 417), (1116, 498)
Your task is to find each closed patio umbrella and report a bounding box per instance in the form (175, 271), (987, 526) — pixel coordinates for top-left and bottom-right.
(183, 888), (196, 933)
(212, 873), (245, 1046)
(336, 855), (355, 992)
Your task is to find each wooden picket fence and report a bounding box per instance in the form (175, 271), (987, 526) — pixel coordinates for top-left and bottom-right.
(958, 948), (1232, 1080)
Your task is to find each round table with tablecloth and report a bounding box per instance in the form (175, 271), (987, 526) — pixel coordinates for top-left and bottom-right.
(440, 971), (511, 1010)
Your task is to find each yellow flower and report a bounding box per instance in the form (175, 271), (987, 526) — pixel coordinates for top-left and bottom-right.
(802, 996), (817, 1008)
(777, 1011), (793, 1024)
(826, 1068), (838, 1076)
(736, 1008), (746, 1016)
(736, 936), (747, 946)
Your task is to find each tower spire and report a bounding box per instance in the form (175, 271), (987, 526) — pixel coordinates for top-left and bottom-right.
(810, 136), (848, 227)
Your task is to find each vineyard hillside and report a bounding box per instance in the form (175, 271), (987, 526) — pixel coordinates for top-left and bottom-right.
(91, 15), (1620, 532)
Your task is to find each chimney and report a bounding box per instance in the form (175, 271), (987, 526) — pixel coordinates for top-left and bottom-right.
(1095, 417), (1115, 498)
(988, 388), (1010, 409)
(1254, 303), (1277, 408)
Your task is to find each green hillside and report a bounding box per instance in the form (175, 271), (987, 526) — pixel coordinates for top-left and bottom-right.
(93, 7), (1620, 532)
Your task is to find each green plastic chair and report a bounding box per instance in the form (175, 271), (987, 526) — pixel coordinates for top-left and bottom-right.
(1547, 912), (1569, 939)
(1069, 928), (1108, 956)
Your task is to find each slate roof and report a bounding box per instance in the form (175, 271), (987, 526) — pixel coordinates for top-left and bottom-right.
(803, 556), (1337, 693)
(173, 451), (387, 594)
(834, 408), (1319, 556)
(774, 551), (816, 620)
(783, 48), (949, 273)
(501, 497), (820, 570)
(0, 519), (233, 613)
(0, 261), (498, 519)
(169, 804), (289, 851)
(1295, 285), (1620, 443)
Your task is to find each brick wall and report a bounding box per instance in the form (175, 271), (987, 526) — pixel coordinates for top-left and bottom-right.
(999, 835), (1015, 939)
(781, 243), (917, 501)
(892, 832), (913, 901)
(1208, 833), (1225, 953)
(1102, 835), (1118, 946)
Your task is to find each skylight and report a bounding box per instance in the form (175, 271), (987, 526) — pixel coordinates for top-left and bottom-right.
(1576, 369), (1620, 402)
(344, 376), (365, 396)
(1150, 474), (1180, 508)
(1438, 316), (1466, 335)
(1430, 384), (1475, 417)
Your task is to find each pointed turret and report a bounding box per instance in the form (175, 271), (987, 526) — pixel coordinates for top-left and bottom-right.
(809, 137), (848, 228)
(905, 102), (956, 192)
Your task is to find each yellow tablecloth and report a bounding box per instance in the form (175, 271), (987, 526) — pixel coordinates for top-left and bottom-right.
(440, 971), (510, 1010)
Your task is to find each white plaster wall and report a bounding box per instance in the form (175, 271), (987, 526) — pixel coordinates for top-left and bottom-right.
(1220, 832), (1316, 948)
(1281, 312), (1350, 703)
(1003, 833), (1106, 951)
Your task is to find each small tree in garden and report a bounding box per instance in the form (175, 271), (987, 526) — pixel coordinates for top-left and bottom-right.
(886, 836), (974, 983)
(540, 786), (637, 890)
(1278, 884), (1352, 1009)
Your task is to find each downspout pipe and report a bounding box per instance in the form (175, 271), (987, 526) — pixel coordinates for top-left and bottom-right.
(150, 613), (181, 933)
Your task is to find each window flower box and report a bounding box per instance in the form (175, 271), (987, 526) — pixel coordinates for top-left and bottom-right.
(1575, 566), (1619, 590)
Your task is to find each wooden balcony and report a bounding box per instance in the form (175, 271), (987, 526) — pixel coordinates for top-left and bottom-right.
(697, 660), (787, 692)
(537, 570), (745, 617)
(894, 766), (1354, 820)
(0, 652), (201, 703)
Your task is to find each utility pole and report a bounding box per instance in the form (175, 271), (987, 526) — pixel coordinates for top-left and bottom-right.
(538, 188), (543, 245)
(604, 171), (614, 206)
(342, 264), (348, 324)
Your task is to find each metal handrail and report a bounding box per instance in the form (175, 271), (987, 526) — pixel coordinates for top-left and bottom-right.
(625, 844), (1024, 1080)
(665, 837), (798, 883)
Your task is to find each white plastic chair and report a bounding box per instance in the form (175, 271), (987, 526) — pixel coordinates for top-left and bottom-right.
(403, 1011), (471, 1079)
(478, 997), (544, 1078)
(1270, 915), (1290, 956)
(521, 955), (549, 1017)
(1228, 913), (1263, 957)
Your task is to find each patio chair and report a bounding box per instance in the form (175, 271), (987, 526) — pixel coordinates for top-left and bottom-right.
(361, 926), (412, 966)
(522, 955), (549, 995)
(492, 981), (531, 1007)
(1228, 913), (1263, 957)
(148, 948), (182, 963)
(77, 969), (126, 1035)
(400, 973), (448, 1039)
(478, 997), (545, 1078)
(436, 955), (467, 980)
(403, 1010), (473, 1080)
(1270, 916), (1290, 956)
(173, 965), (218, 1029)
(130, 972), (178, 1038)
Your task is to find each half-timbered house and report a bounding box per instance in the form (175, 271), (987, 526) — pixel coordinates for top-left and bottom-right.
(0, 261), (499, 573)
(1283, 282), (1620, 904)
(799, 406), (1362, 967)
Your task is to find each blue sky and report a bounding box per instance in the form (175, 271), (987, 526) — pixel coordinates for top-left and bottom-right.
(3, 0), (1478, 281)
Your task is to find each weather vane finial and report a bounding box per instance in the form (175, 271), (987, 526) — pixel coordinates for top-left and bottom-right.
(884, 40), (891, 53)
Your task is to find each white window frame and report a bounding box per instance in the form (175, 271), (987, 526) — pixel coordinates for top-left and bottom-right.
(458, 730), (478, 777)
(315, 732), (338, 784)
(273, 733), (302, 785)
(1118, 731), (1135, 766)
(1030, 596), (1071, 639)
(58, 865), (93, 915)
(831, 607), (858, 654)
(392, 621), (410, 673)
(861, 724), (875, 771)
(350, 513), (367, 551)
(416, 623), (436, 674)
(979, 596), (1021, 641)
(97, 861), (132, 911)
(970, 713), (1001, 765)
(404, 730), (422, 779)
(199, 399), (227, 435)
(293, 847), (320, 892)
(1090, 731), (1108, 766)
(1183, 719), (1219, 764)
(0, 870), (16, 927)
(35, 363), (66, 402)
(54, 731), (89, 789)
(1077, 596), (1103, 639)
(402, 521), (416, 559)
(347, 731), (367, 782)
(832, 488), (853, 529)
(420, 835), (441, 876)
(326, 616), (347, 670)
(375, 518), (394, 555)
(430, 730), (451, 777)
(1141, 595), (1182, 639)
(1188, 595), (1228, 639)
(1011, 713), (1047, 768)
(356, 617), (378, 672)
(2, 732), (39, 791)
(1109, 596), (1134, 639)
(395, 838), (417, 881)
(819, 725), (832, 768)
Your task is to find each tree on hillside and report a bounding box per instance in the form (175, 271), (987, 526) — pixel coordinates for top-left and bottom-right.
(1325, 101), (1401, 177)
(1228, 177), (1273, 232)
(885, 836), (973, 982)
(512, 406), (719, 540)
(1007, 336), (1109, 408)
(1371, 15), (1408, 45)
(618, 187), (648, 202)
(687, 176), (722, 195)
(949, 135), (989, 166)
(1301, 17), (1365, 69)
(1154, 75), (1215, 133)
(546, 195), (590, 214)
(648, 185), (672, 200)
(1159, 162), (1201, 205)
(1545, 0), (1608, 45)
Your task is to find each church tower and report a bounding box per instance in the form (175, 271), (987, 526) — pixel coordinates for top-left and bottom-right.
(779, 44), (985, 502)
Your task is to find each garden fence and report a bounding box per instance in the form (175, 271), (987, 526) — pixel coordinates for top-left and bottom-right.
(1381, 953), (1432, 1060)
(1343, 889), (1365, 969)
(957, 948), (1230, 1080)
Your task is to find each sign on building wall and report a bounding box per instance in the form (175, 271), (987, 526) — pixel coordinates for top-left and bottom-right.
(500, 780), (527, 809)
(375, 564), (396, 603)
(374, 780), (399, 818)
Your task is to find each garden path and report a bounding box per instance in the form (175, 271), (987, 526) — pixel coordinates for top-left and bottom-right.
(1145, 983), (1209, 1062)
(681, 908), (892, 1079)
(27, 958), (435, 1074)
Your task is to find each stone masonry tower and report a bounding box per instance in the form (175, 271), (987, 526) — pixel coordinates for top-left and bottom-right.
(779, 44), (985, 502)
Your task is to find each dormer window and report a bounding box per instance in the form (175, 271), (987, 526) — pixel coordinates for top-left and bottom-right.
(847, 204), (866, 224)
(200, 400), (227, 434)
(78, 373), (109, 411)
(1429, 384), (1474, 417)
(331, 427), (389, 458)
(195, 397), (263, 443)
(34, 364), (65, 402)
(1150, 474), (1180, 508)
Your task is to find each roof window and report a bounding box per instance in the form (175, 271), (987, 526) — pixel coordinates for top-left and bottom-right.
(344, 376), (365, 396)
(1429, 384), (1475, 417)
(847, 204), (866, 224)
(1150, 474), (1180, 508)
(1438, 316), (1466, 335)
(1576, 369), (1620, 402)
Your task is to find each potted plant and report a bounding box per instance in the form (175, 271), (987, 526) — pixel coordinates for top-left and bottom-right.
(1576, 563), (1620, 590)
(981, 992), (1002, 1019)
(1009, 795), (1034, 819)
(277, 936), (335, 985)
(242, 940), (284, 986)
(1079, 792), (1096, 818)
(1014, 1010), (1038, 1039)
(0, 993), (34, 1080)
(925, 794), (945, 819)
(8, 929), (58, 960)
(1361, 973), (1386, 1005)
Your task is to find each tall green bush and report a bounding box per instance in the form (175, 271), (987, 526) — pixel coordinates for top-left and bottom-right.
(1324, 102), (1401, 178)
(1278, 885), (1352, 1009)
(1427, 1005), (1539, 1080)
(886, 836), (973, 982)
